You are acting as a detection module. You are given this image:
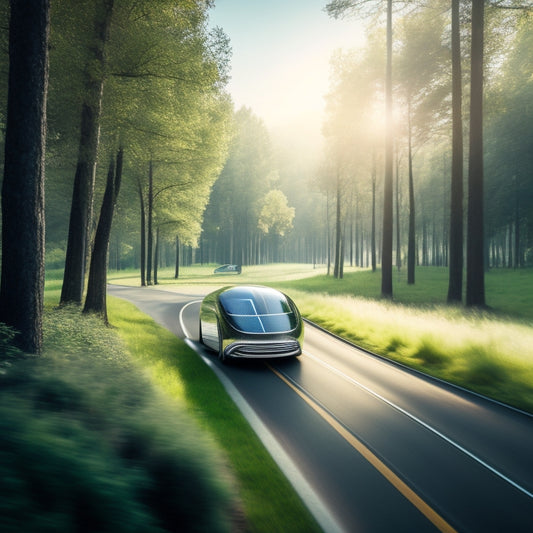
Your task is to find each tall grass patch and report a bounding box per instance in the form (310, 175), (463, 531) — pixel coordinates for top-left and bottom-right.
(287, 290), (533, 413)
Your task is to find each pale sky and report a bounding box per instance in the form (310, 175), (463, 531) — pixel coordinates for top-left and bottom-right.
(208, 0), (366, 144)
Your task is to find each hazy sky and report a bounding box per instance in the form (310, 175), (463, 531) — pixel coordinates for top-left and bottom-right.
(208, 0), (366, 141)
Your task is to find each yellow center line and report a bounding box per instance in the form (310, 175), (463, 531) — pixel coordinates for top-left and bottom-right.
(267, 364), (457, 533)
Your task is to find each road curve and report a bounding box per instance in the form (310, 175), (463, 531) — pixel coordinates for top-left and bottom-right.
(108, 285), (533, 533)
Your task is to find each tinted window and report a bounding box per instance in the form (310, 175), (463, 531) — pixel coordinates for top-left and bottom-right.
(223, 298), (257, 316)
(220, 287), (297, 333)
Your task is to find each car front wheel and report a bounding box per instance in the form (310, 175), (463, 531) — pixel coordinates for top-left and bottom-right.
(217, 320), (227, 364)
(198, 318), (204, 345)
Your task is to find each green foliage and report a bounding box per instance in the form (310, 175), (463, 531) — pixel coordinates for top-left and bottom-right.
(0, 308), (236, 533)
(258, 189), (295, 237)
(202, 108), (277, 263)
(45, 247), (66, 270)
(43, 305), (128, 363)
(411, 339), (448, 369)
(485, 13), (533, 264)
(44, 0), (233, 254)
(0, 324), (24, 367)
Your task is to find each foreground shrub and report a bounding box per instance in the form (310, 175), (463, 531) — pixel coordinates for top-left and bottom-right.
(0, 353), (236, 533)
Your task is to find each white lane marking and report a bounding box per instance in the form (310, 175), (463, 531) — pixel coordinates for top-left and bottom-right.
(303, 349), (533, 500)
(179, 303), (345, 533)
(179, 300), (201, 339)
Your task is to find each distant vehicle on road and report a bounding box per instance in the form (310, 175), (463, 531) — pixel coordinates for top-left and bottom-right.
(199, 285), (304, 363)
(214, 264), (241, 274)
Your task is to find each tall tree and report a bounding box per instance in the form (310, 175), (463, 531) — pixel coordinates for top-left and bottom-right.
(257, 189), (295, 262)
(326, 0), (395, 297)
(407, 104), (416, 284)
(60, 0), (114, 305)
(485, 6), (533, 270)
(333, 168), (344, 278)
(83, 148), (123, 321)
(396, 7), (449, 284)
(466, 0), (485, 307)
(381, 0), (394, 298)
(98, 1), (231, 284)
(447, 0), (464, 303)
(202, 108), (274, 265)
(0, 0), (50, 353)
(138, 179), (147, 286)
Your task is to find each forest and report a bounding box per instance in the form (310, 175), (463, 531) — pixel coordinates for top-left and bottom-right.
(0, 0), (532, 353)
(113, 1), (533, 300)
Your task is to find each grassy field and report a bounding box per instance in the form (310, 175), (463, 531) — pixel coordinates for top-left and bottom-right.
(108, 264), (533, 413)
(108, 263), (533, 321)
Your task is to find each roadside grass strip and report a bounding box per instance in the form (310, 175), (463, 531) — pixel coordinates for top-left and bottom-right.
(286, 290), (533, 414)
(108, 297), (322, 533)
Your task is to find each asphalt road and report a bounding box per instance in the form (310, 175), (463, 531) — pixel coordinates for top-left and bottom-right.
(108, 284), (533, 533)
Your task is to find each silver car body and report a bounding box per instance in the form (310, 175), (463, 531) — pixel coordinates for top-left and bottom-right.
(199, 285), (304, 361)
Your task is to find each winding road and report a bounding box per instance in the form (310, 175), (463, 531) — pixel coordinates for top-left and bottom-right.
(108, 284), (533, 533)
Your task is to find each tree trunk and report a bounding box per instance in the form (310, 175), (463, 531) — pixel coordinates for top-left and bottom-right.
(407, 101), (416, 285)
(339, 223), (345, 279)
(395, 150), (401, 271)
(154, 227), (159, 285)
(138, 180), (146, 286)
(327, 190), (331, 276)
(83, 148), (123, 321)
(61, 0), (114, 305)
(371, 166), (377, 272)
(447, 0), (464, 303)
(334, 172), (342, 278)
(146, 159), (154, 285)
(514, 176), (520, 268)
(381, 0), (394, 298)
(175, 235), (180, 279)
(466, 0), (485, 307)
(0, 0), (49, 354)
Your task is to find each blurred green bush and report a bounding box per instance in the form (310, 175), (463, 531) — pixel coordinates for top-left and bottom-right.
(0, 355), (236, 533)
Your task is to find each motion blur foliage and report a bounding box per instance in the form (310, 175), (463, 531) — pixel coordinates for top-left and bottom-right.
(0, 324), (24, 365)
(0, 353), (235, 533)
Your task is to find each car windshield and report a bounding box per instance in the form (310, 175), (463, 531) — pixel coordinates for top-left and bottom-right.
(219, 287), (297, 333)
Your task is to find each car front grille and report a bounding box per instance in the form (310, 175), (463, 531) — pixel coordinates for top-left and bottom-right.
(226, 340), (301, 358)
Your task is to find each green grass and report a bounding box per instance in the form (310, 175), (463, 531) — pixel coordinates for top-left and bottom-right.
(108, 263), (328, 287)
(287, 290), (533, 412)
(274, 266), (533, 413)
(272, 266), (533, 321)
(107, 264), (533, 320)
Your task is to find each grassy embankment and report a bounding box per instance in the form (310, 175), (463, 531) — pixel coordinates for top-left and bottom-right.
(35, 264), (530, 531)
(109, 264), (533, 414)
(42, 270), (321, 533)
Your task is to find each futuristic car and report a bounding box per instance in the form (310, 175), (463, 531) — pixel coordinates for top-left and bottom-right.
(199, 285), (304, 363)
